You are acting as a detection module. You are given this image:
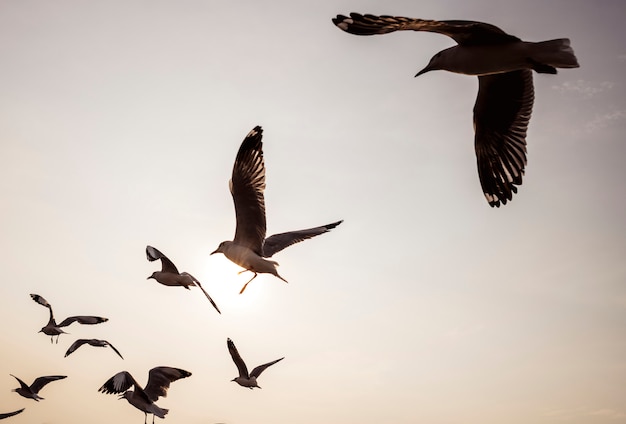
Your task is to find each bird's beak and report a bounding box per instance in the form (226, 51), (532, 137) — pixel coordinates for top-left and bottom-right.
(415, 64), (432, 77)
(210, 249), (218, 255)
(117, 394), (124, 400)
(146, 275), (152, 280)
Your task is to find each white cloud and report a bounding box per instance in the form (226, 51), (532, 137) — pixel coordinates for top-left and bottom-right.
(551, 79), (615, 97)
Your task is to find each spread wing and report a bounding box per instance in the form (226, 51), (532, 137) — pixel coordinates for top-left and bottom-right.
(250, 357), (284, 378)
(180, 272), (221, 314)
(227, 338), (249, 378)
(143, 367), (192, 402)
(64, 339), (124, 359)
(30, 375), (66, 394)
(9, 375), (29, 391)
(57, 315), (108, 327)
(230, 126), (267, 254)
(29, 294), (51, 309)
(146, 245), (180, 274)
(0, 408), (24, 419)
(262, 220), (343, 257)
(99, 371), (139, 394)
(332, 13), (519, 45)
(474, 70), (534, 207)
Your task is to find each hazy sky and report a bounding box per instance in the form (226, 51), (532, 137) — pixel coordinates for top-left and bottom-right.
(1, 1), (625, 423)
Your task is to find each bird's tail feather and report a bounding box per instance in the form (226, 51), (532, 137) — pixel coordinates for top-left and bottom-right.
(533, 38), (579, 69)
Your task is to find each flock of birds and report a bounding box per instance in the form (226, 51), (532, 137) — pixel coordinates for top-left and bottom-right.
(2, 11), (579, 423)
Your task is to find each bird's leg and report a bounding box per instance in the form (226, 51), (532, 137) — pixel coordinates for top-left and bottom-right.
(55, 335), (59, 344)
(239, 273), (258, 294)
(49, 337), (53, 344)
(144, 412), (147, 424)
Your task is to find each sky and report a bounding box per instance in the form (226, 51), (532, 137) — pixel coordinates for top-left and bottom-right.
(1, 0), (625, 423)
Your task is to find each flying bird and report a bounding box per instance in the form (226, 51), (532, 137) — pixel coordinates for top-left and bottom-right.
(0, 408), (24, 420)
(10, 374), (67, 401)
(30, 294), (108, 343)
(98, 366), (191, 424)
(211, 126), (343, 293)
(64, 338), (124, 359)
(227, 338), (284, 389)
(332, 13), (579, 207)
(146, 245), (221, 314)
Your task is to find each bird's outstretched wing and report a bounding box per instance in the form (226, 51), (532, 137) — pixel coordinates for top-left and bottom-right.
(0, 408), (24, 419)
(230, 126), (267, 254)
(227, 338), (249, 378)
(144, 367), (192, 402)
(9, 375), (29, 391)
(180, 272), (221, 314)
(474, 70), (533, 207)
(250, 357), (284, 378)
(30, 376), (66, 394)
(262, 220), (343, 258)
(57, 315), (108, 327)
(30, 294), (51, 309)
(332, 13), (519, 45)
(146, 245), (180, 274)
(99, 371), (139, 395)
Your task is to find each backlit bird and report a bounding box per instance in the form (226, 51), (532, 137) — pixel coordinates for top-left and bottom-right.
(10, 374), (66, 401)
(333, 13), (579, 207)
(64, 338), (124, 359)
(0, 408), (24, 420)
(211, 126), (343, 293)
(99, 366), (191, 424)
(227, 338), (284, 389)
(146, 245), (221, 314)
(30, 294), (108, 343)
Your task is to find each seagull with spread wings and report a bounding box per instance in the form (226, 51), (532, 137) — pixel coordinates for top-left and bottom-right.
(64, 338), (124, 359)
(98, 366), (191, 424)
(211, 126), (343, 293)
(227, 338), (284, 389)
(146, 245), (221, 314)
(333, 13), (579, 207)
(10, 374), (66, 401)
(30, 294), (108, 343)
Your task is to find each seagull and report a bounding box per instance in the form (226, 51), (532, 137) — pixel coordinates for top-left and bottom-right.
(332, 13), (579, 207)
(0, 408), (24, 420)
(211, 126), (343, 293)
(227, 338), (284, 389)
(30, 294), (108, 343)
(146, 245), (221, 314)
(99, 367), (191, 424)
(10, 374), (67, 401)
(64, 338), (124, 359)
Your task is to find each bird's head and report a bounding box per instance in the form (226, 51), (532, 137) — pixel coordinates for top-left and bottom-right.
(210, 242), (227, 255)
(415, 50), (447, 77)
(147, 272), (157, 280)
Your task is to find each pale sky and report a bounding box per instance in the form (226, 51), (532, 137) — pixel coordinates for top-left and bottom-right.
(1, 1), (625, 423)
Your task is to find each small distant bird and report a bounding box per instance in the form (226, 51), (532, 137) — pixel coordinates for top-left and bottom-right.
(227, 338), (284, 389)
(99, 366), (191, 424)
(30, 294), (108, 343)
(211, 126), (343, 293)
(146, 245), (221, 314)
(10, 374), (66, 401)
(0, 408), (24, 420)
(64, 338), (124, 359)
(332, 13), (579, 207)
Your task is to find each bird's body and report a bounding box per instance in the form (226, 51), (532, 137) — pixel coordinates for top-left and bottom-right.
(10, 374), (66, 401)
(227, 338), (284, 389)
(30, 294), (108, 343)
(333, 13), (579, 207)
(64, 338), (124, 359)
(212, 126), (343, 293)
(146, 245), (221, 314)
(99, 366), (191, 424)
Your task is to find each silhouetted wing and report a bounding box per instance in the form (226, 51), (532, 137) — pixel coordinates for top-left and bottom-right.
(104, 341), (125, 360)
(227, 338), (249, 378)
(474, 70), (533, 207)
(99, 371), (139, 395)
(29, 294), (51, 309)
(146, 245), (180, 274)
(9, 375), (29, 391)
(64, 339), (90, 357)
(57, 315), (108, 327)
(230, 126), (267, 255)
(0, 408), (24, 419)
(144, 367), (192, 402)
(181, 272), (221, 314)
(64, 339), (124, 359)
(250, 357), (284, 378)
(332, 13), (519, 45)
(262, 220), (343, 257)
(30, 375), (66, 394)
